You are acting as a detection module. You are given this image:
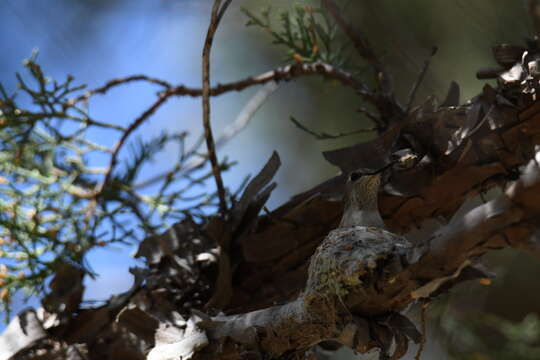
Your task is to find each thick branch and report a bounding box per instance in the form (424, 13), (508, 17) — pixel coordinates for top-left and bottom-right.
(416, 160), (540, 273)
(229, 91), (540, 315)
(147, 227), (411, 358)
(144, 154), (540, 360)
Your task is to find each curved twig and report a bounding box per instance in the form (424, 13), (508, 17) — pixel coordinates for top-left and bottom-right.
(70, 62), (374, 103)
(406, 47), (438, 112)
(68, 75), (172, 105)
(202, 0), (233, 216)
(321, 0), (391, 94)
(97, 90), (173, 198)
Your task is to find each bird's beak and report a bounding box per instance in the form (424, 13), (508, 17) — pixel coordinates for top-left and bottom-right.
(364, 161), (394, 176)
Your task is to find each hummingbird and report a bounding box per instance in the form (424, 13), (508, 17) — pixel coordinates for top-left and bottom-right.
(339, 166), (390, 229)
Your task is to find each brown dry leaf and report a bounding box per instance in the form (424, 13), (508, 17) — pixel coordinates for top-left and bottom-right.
(42, 262), (84, 318)
(385, 313), (422, 344)
(441, 81), (460, 107)
(231, 151), (281, 229)
(323, 123), (401, 173)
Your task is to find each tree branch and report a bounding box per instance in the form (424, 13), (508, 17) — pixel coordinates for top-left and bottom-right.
(69, 62), (373, 103)
(289, 116), (376, 139)
(142, 151), (540, 359)
(185, 61), (374, 100)
(402, 156), (540, 298)
(202, 0), (232, 216)
(68, 75), (172, 105)
(406, 47), (438, 112)
(147, 227), (412, 359)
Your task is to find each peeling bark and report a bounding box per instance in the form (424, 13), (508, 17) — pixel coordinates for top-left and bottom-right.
(139, 147), (540, 360)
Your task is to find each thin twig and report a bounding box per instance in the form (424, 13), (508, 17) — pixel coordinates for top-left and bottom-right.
(321, 0), (391, 94)
(202, 0), (232, 216)
(68, 75), (172, 105)
(23, 111), (125, 131)
(289, 116), (375, 140)
(216, 0), (231, 23)
(321, 0), (406, 128)
(406, 47), (438, 113)
(356, 106), (381, 122)
(69, 62), (374, 104)
(173, 62), (374, 101)
(97, 90), (173, 198)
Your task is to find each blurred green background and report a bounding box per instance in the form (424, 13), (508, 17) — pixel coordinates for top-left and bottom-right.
(1, 0), (539, 358)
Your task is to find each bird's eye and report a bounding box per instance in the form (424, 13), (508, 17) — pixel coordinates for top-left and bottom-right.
(349, 172), (362, 182)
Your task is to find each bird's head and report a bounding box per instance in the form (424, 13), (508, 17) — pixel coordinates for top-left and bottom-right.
(344, 170), (382, 212)
(345, 161), (394, 209)
(340, 164), (392, 228)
